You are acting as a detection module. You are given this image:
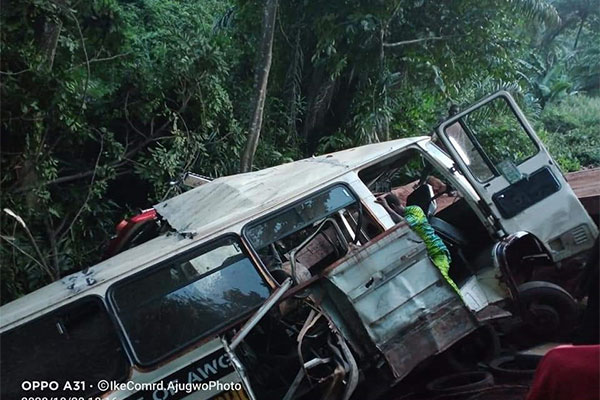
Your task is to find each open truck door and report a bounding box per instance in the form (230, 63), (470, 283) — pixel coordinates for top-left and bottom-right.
(436, 91), (598, 262)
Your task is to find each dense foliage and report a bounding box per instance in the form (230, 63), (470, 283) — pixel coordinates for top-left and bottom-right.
(538, 95), (600, 171)
(1, 0), (598, 303)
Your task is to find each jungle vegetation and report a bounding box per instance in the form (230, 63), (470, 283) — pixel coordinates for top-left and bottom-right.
(1, 0), (599, 303)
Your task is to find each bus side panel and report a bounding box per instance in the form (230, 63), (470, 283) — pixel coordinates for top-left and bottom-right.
(324, 223), (478, 381)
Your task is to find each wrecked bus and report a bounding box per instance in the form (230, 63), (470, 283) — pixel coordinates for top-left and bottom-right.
(1, 91), (597, 399)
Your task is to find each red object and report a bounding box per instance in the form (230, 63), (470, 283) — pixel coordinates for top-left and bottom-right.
(104, 208), (158, 258)
(526, 345), (600, 400)
(128, 208), (157, 224)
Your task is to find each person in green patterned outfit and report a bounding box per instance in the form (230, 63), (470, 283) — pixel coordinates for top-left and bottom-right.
(376, 193), (462, 297)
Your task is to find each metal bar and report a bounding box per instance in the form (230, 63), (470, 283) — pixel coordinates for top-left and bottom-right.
(230, 277), (293, 350)
(337, 332), (359, 400)
(289, 218), (348, 283)
(282, 358), (332, 400)
(182, 171), (212, 187)
(459, 119), (501, 176)
(221, 338), (258, 400)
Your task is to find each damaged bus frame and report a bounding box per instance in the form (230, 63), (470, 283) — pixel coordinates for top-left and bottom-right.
(1, 91), (597, 400)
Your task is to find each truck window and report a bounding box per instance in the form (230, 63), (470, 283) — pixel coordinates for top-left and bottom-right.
(359, 149), (457, 214)
(445, 122), (496, 182)
(0, 297), (129, 397)
(444, 97), (539, 182)
(109, 236), (270, 366)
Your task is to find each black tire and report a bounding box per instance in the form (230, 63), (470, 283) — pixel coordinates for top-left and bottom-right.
(426, 371), (494, 394)
(444, 324), (501, 371)
(465, 386), (530, 400)
(518, 280), (578, 339)
(488, 355), (538, 381)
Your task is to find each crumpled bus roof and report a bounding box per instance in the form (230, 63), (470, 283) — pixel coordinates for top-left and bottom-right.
(0, 137), (428, 329)
(155, 137), (426, 237)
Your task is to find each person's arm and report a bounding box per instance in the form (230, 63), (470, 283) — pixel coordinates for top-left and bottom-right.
(384, 193), (406, 218)
(375, 197), (403, 223)
(389, 202), (406, 217)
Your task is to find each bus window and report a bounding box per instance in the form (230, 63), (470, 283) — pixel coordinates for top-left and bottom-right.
(244, 184), (382, 277)
(109, 236), (270, 366)
(0, 297), (130, 397)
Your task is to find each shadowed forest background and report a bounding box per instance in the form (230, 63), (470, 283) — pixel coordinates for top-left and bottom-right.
(1, 0), (599, 303)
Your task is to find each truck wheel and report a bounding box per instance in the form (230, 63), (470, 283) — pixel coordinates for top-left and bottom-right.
(518, 281), (578, 339)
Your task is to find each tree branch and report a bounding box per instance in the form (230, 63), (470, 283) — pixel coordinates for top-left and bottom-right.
(2, 209), (55, 280)
(125, 91), (148, 139)
(12, 94), (191, 193)
(384, 36), (449, 47)
(56, 133), (104, 245)
(68, 52), (130, 70)
(0, 68), (31, 76)
(45, 215), (60, 275)
(0, 235), (53, 278)
(69, 10), (91, 117)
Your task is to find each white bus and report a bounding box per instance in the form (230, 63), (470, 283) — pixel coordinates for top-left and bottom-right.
(2, 91), (596, 400)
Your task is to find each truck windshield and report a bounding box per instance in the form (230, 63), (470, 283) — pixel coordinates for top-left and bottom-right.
(109, 236), (270, 365)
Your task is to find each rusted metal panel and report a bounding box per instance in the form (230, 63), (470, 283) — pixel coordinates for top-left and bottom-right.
(380, 297), (475, 380)
(566, 168), (600, 200)
(325, 223), (477, 380)
(566, 168), (600, 219)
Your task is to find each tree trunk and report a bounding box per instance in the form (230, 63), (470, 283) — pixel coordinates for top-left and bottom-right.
(36, 0), (67, 71)
(379, 25), (390, 142)
(573, 14), (587, 50)
(39, 18), (63, 71)
(240, 0), (279, 173)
